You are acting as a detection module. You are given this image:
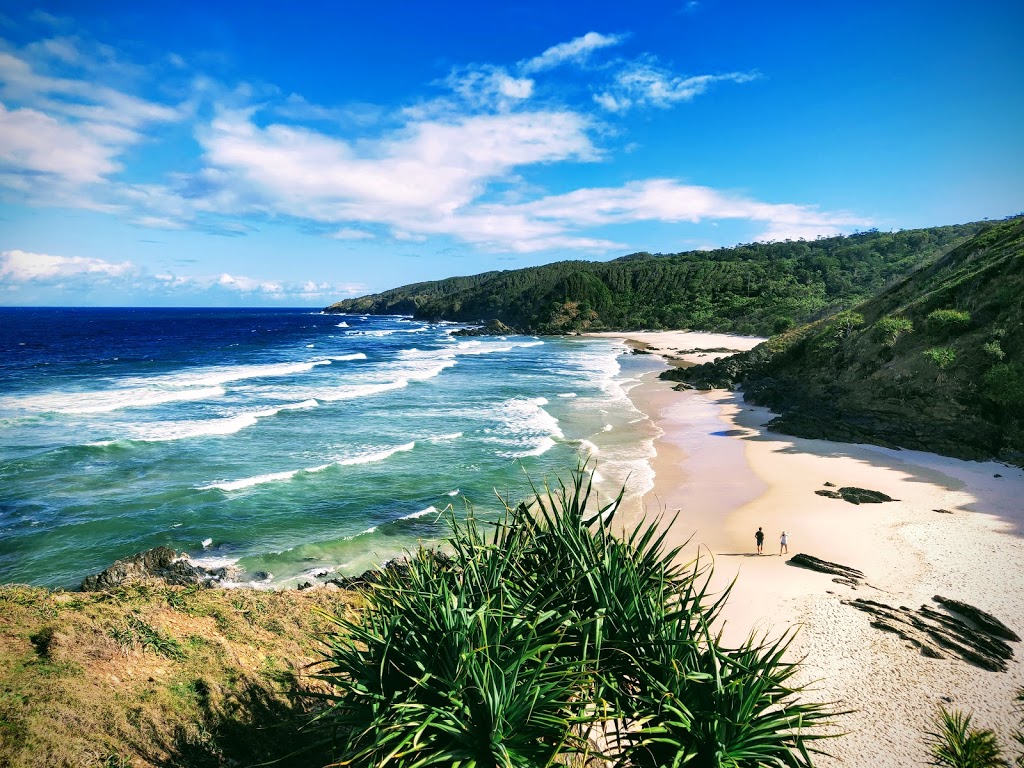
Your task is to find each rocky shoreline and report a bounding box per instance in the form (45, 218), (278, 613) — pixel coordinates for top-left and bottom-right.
(77, 544), (440, 594)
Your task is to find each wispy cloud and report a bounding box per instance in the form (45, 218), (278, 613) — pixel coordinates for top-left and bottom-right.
(595, 63), (759, 112)
(0, 249), (134, 282)
(0, 248), (364, 301)
(444, 65), (534, 110)
(497, 179), (871, 242)
(521, 32), (625, 73)
(0, 24), (866, 258)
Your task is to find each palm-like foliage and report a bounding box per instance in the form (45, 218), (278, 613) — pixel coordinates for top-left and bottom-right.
(1014, 688), (1024, 768)
(926, 707), (1004, 768)
(313, 466), (839, 766)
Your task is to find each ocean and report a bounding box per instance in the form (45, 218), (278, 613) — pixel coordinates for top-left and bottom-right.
(0, 307), (663, 589)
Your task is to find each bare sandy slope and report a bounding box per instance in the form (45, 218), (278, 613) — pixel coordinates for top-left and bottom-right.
(584, 330), (765, 366)
(605, 332), (1024, 766)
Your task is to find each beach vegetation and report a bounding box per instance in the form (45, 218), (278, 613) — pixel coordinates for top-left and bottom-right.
(1015, 688), (1024, 767)
(925, 707), (1004, 768)
(926, 309), (972, 334)
(923, 347), (957, 370)
(313, 469), (838, 766)
(982, 363), (1024, 408)
(982, 340), (1006, 361)
(875, 315), (914, 348)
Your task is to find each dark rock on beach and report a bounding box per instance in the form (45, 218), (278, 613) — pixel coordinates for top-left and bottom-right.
(80, 546), (236, 591)
(815, 486), (897, 504)
(787, 553), (865, 583)
(845, 596), (1019, 671)
(933, 595), (1021, 642)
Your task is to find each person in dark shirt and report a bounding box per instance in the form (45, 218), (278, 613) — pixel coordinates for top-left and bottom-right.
(755, 527), (764, 554)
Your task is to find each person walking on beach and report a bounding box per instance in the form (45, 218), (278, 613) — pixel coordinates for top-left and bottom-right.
(755, 527), (764, 554)
(780, 530), (789, 555)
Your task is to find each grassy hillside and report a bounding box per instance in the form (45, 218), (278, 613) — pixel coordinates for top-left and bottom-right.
(0, 582), (360, 768)
(326, 222), (986, 335)
(667, 217), (1024, 464)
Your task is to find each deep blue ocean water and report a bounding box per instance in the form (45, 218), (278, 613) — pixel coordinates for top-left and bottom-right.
(0, 307), (660, 588)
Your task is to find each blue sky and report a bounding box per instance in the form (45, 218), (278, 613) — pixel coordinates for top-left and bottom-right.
(1, 1), (1022, 306)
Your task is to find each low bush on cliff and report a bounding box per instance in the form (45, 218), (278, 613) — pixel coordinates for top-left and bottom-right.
(313, 469), (838, 766)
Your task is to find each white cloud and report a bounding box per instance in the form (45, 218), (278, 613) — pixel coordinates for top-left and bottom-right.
(445, 65), (534, 110)
(194, 107), (597, 243)
(498, 179), (871, 242)
(0, 27), (870, 257)
(0, 103), (120, 183)
(595, 63), (759, 111)
(0, 39), (185, 208)
(521, 32), (624, 73)
(0, 249), (134, 282)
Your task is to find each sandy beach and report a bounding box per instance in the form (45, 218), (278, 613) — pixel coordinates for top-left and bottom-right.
(601, 331), (1024, 766)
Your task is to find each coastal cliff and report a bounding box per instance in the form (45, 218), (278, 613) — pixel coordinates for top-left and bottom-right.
(663, 217), (1024, 465)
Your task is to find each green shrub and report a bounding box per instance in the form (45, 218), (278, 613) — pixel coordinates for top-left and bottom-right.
(982, 363), (1024, 408)
(982, 340), (1006, 361)
(923, 347), (957, 370)
(925, 707), (1004, 767)
(1014, 688), (1024, 767)
(927, 309), (972, 333)
(313, 470), (838, 766)
(875, 315), (914, 347)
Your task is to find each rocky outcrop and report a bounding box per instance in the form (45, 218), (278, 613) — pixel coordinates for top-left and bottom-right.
(814, 486), (897, 504)
(787, 554), (865, 584)
(80, 547), (235, 591)
(451, 319), (521, 337)
(933, 595), (1021, 642)
(845, 596), (1018, 672)
(659, 349), (760, 390)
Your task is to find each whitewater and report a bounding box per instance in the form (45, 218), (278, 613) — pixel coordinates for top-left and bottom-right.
(0, 307), (663, 588)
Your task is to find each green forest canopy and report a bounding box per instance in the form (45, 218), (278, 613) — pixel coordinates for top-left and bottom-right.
(326, 221), (992, 336)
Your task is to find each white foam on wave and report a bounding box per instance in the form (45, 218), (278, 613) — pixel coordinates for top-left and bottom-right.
(198, 441), (415, 492)
(132, 399), (318, 442)
(6, 358), (335, 416)
(335, 321), (349, 327)
(577, 439), (600, 456)
(35, 385), (226, 415)
(429, 432), (462, 443)
(400, 505), (437, 520)
(190, 554), (240, 570)
(337, 441), (415, 465)
(326, 352), (367, 361)
(199, 468), (303, 492)
(504, 435), (557, 459)
(485, 396), (564, 459)
(315, 359), (457, 402)
(147, 359), (332, 389)
(446, 489), (460, 496)
(453, 339), (544, 356)
(558, 392), (578, 399)
(201, 538), (213, 548)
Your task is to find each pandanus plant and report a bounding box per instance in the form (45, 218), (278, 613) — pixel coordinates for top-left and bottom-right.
(311, 466), (839, 767)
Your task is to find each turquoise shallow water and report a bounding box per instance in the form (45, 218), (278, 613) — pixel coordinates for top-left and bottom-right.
(0, 308), (661, 588)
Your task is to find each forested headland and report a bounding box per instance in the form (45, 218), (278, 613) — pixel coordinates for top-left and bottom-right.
(326, 221), (989, 336)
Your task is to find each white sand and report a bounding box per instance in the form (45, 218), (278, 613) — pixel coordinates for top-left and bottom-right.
(584, 330), (765, 366)
(605, 331), (1024, 766)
